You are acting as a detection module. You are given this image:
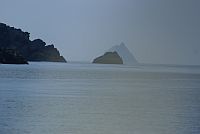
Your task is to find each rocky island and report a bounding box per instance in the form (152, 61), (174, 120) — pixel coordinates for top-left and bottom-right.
(93, 51), (123, 64)
(0, 23), (66, 64)
(108, 42), (138, 65)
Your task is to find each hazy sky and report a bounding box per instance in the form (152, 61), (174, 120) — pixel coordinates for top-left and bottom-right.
(0, 0), (200, 65)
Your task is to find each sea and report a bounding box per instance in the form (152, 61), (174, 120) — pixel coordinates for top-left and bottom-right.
(0, 62), (200, 134)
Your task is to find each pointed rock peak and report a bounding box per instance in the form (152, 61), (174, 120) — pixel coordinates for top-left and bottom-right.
(107, 42), (138, 65)
(119, 42), (126, 47)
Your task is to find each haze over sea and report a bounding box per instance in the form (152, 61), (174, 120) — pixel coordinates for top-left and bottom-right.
(0, 62), (200, 134)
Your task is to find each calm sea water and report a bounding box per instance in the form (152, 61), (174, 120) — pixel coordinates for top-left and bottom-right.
(0, 62), (200, 134)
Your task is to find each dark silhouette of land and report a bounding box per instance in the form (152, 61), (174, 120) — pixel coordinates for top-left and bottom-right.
(93, 51), (123, 64)
(0, 23), (66, 64)
(0, 48), (28, 64)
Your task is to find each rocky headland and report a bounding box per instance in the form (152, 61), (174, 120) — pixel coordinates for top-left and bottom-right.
(0, 23), (66, 64)
(0, 48), (28, 64)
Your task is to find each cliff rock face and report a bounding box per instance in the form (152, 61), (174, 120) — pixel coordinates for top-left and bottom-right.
(93, 52), (123, 64)
(0, 48), (28, 64)
(0, 23), (66, 63)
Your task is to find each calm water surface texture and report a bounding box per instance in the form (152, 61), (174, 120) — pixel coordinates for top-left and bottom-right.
(0, 62), (200, 134)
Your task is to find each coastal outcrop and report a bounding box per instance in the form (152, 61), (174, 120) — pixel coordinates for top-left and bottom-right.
(0, 23), (66, 63)
(93, 51), (123, 64)
(0, 48), (28, 64)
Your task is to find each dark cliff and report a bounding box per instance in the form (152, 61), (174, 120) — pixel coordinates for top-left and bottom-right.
(0, 48), (28, 64)
(0, 23), (66, 63)
(93, 51), (123, 64)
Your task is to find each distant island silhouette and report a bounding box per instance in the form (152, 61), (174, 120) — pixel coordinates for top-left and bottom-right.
(93, 51), (123, 64)
(93, 43), (138, 65)
(108, 42), (138, 65)
(0, 23), (66, 64)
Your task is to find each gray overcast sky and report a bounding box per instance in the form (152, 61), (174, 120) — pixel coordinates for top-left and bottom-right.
(0, 0), (200, 65)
